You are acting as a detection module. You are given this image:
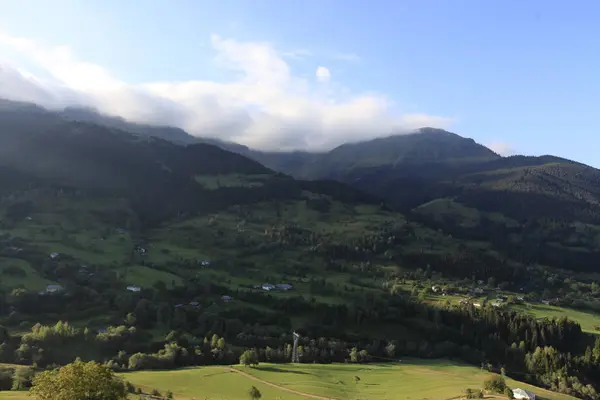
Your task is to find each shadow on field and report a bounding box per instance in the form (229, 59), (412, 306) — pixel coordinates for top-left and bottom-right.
(255, 366), (312, 375)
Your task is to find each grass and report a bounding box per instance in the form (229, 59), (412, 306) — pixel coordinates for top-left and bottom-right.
(120, 265), (184, 288)
(122, 366), (307, 400)
(0, 393), (29, 400)
(513, 303), (600, 334)
(0, 257), (55, 291)
(121, 360), (576, 400)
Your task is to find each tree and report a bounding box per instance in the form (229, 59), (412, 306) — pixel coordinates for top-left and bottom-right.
(29, 360), (127, 400)
(504, 387), (514, 399)
(12, 367), (35, 390)
(249, 386), (262, 400)
(240, 349), (259, 367)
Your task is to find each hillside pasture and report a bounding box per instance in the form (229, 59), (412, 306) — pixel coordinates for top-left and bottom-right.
(122, 360), (576, 400)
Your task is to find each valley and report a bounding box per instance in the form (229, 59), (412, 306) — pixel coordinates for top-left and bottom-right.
(0, 100), (600, 399)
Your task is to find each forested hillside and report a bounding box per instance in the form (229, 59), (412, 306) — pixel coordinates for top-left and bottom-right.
(1, 99), (600, 398)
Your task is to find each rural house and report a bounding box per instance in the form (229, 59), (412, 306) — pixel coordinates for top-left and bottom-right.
(45, 284), (63, 293)
(276, 283), (293, 291)
(262, 283), (276, 291)
(126, 285), (141, 292)
(50, 252), (59, 259)
(221, 295), (233, 302)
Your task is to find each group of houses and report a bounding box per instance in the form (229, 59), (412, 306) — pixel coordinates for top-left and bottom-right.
(255, 283), (293, 292)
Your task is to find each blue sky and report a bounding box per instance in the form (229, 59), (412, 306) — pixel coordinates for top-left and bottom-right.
(0, 0), (599, 165)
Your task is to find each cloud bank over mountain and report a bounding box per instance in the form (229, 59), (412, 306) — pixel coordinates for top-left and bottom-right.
(0, 31), (454, 151)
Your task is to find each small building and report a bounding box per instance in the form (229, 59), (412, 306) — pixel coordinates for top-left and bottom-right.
(513, 388), (536, 400)
(46, 284), (63, 293)
(221, 295), (233, 302)
(174, 304), (184, 308)
(431, 285), (440, 293)
(50, 252), (59, 259)
(200, 260), (211, 267)
(491, 301), (502, 307)
(189, 301), (200, 307)
(126, 285), (141, 292)
(477, 280), (484, 285)
(262, 283), (276, 291)
(474, 288), (484, 295)
(473, 302), (482, 308)
(541, 299), (551, 305)
(276, 283), (293, 291)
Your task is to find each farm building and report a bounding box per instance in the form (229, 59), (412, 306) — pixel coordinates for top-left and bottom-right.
(127, 285), (141, 292)
(513, 388), (536, 400)
(262, 283), (276, 291)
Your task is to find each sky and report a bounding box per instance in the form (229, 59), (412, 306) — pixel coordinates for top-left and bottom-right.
(0, 0), (599, 165)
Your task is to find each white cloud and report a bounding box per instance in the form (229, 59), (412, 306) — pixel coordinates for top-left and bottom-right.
(0, 31), (454, 151)
(315, 66), (331, 83)
(487, 142), (515, 156)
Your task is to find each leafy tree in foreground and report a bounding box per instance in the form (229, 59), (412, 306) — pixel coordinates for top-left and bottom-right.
(30, 360), (127, 400)
(249, 385), (262, 400)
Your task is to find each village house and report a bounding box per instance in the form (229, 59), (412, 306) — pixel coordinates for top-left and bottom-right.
(276, 283), (293, 291)
(221, 295), (233, 302)
(474, 287), (484, 295)
(262, 283), (276, 291)
(200, 260), (210, 266)
(45, 284), (63, 293)
(50, 252), (59, 259)
(126, 285), (141, 292)
(431, 285), (440, 293)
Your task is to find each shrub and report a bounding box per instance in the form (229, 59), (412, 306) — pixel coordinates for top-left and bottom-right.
(484, 375), (507, 394)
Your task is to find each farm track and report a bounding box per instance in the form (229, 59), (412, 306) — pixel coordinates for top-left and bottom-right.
(226, 367), (341, 400)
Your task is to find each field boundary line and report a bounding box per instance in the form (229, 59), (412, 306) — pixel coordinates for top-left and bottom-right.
(225, 367), (340, 400)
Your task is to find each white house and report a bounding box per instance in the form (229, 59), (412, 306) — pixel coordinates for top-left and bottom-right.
(513, 388), (536, 400)
(126, 285), (141, 292)
(262, 283), (276, 291)
(200, 260), (211, 266)
(45, 284), (63, 293)
(50, 252), (59, 259)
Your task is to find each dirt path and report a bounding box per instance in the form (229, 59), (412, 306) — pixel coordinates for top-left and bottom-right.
(225, 367), (340, 400)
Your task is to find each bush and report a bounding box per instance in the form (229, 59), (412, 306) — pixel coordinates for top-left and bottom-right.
(504, 387), (514, 399)
(484, 375), (507, 394)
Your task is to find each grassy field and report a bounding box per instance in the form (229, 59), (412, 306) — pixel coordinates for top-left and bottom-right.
(513, 303), (600, 334)
(121, 360), (576, 400)
(0, 257), (56, 291)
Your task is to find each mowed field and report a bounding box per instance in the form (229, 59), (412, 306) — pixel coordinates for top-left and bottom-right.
(119, 360), (577, 400)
